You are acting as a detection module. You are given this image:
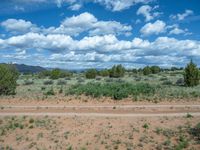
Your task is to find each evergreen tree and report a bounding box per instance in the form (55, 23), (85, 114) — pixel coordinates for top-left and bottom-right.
(0, 64), (19, 95)
(184, 60), (199, 86)
(109, 64), (125, 78)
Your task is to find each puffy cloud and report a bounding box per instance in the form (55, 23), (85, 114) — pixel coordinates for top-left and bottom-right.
(47, 12), (132, 36)
(2, 0), (152, 14)
(94, 0), (153, 11)
(62, 12), (97, 27)
(137, 5), (161, 22)
(1, 19), (39, 34)
(1, 12), (132, 37)
(68, 3), (82, 10)
(140, 21), (191, 36)
(167, 24), (191, 35)
(170, 9), (194, 21)
(1, 32), (200, 58)
(169, 27), (186, 35)
(89, 21), (132, 36)
(1, 25), (200, 68)
(140, 20), (166, 36)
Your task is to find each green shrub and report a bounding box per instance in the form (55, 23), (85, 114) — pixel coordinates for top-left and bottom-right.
(85, 69), (97, 79)
(57, 80), (66, 85)
(66, 82), (156, 100)
(45, 87), (55, 96)
(38, 69), (73, 80)
(109, 64), (125, 78)
(184, 60), (199, 87)
(50, 69), (72, 80)
(23, 80), (34, 85)
(159, 77), (168, 81)
(0, 64), (19, 95)
(50, 69), (62, 79)
(162, 80), (173, 85)
(43, 80), (54, 85)
(38, 70), (51, 78)
(175, 135), (189, 150)
(150, 66), (161, 74)
(59, 86), (63, 94)
(176, 78), (185, 86)
(41, 86), (46, 91)
(189, 122), (200, 142)
(77, 78), (85, 83)
(143, 123), (149, 129)
(29, 118), (34, 124)
(143, 66), (152, 75)
(98, 69), (110, 77)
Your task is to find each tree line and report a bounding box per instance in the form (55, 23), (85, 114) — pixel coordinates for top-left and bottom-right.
(0, 60), (200, 95)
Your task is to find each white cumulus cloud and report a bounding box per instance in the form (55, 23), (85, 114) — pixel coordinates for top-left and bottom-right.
(140, 20), (166, 36)
(170, 9), (194, 21)
(1, 12), (132, 37)
(137, 5), (161, 22)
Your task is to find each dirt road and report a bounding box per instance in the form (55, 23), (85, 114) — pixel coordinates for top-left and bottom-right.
(0, 104), (200, 117)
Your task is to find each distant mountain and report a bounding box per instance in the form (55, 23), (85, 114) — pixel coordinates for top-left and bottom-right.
(13, 64), (46, 73)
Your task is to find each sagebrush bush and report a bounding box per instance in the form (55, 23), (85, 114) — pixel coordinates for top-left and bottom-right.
(23, 80), (34, 85)
(44, 87), (55, 96)
(57, 80), (66, 85)
(162, 80), (173, 85)
(0, 64), (19, 95)
(43, 80), (54, 85)
(176, 78), (185, 86)
(66, 82), (157, 100)
(77, 78), (85, 83)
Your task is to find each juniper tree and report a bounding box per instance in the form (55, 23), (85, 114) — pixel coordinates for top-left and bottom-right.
(0, 64), (19, 95)
(184, 60), (199, 87)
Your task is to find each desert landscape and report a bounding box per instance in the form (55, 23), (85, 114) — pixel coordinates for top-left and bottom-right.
(1, 64), (200, 150)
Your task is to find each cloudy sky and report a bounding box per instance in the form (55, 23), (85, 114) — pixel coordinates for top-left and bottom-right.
(0, 0), (200, 69)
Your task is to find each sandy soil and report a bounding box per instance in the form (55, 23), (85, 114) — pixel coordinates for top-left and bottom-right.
(0, 116), (199, 150)
(1, 96), (200, 106)
(0, 97), (200, 149)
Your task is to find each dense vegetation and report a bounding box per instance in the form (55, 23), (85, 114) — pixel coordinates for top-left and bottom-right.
(85, 64), (125, 79)
(0, 64), (19, 95)
(1, 60), (200, 100)
(143, 66), (161, 75)
(67, 82), (156, 100)
(38, 69), (72, 79)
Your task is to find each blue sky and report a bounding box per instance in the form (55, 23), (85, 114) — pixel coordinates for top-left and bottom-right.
(0, 0), (200, 69)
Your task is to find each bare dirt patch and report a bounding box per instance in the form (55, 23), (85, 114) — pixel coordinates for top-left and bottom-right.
(0, 116), (200, 150)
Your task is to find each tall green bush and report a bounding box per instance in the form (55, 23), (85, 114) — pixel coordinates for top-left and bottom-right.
(109, 64), (125, 78)
(98, 69), (109, 77)
(150, 66), (161, 74)
(85, 69), (97, 79)
(50, 69), (62, 79)
(184, 60), (199, 87)
(143, 66), (151, 75)
(0, 64), (19, 95)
